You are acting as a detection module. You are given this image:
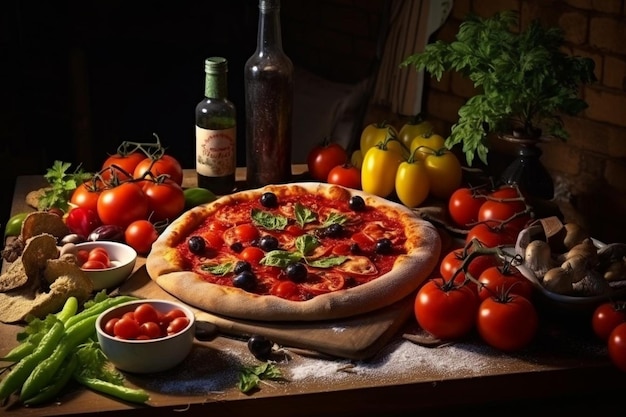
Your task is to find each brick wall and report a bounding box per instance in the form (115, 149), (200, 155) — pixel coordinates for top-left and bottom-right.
(366, 0), (626, 244)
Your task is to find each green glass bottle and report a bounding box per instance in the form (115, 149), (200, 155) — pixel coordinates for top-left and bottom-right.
(195, 57), (237, 195)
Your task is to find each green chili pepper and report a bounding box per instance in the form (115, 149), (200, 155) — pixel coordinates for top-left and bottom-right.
(0, 335), (41, 362)
(22, 354), (78, 406)
(20, 315), (98, 401)
(0, 318), (65, 401)
(64, 295), (138, 329)
(55, 296), (78, 324)
(72, 376), (150, 404)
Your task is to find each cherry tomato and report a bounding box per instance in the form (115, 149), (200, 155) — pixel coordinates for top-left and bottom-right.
(87, 250), (111, 268)
(477, 293), (538, 352)
(138, 321), (163, 339)
(65, 207), (102, 237)
(80, 259), (108, 270)
(104, 318), (119, 336)
(76, 249), (90, 265)
(592, 301), (626, 341)
(97, 182), (149, 229)
(101, 151), (146, 181)
(167, 316), (190, 335)
(240, 246), (265, 264)
(307, 141), (348, 182)
(125, 220), (159, 255)
(360, 122), (398, 156)
(234, 223), (260, 243)
(608, 322), (626, 372)
(203, 231), (224, 249)
(133, 303), (160, 325)
(70, 181), (103, 213)
(466, 223), (519, 247)
(479, 186), (530, 232)
(327, 163), (361, 189)
(271, 280), (299, 300)
(414, 278), (480, 341)
(141, 178), (185, 222)
(134, 154), (184, 185)
(448, 187), (486, 228)
(477, 265), (534, 302)
(439, 248), (498, 290)
(113, 316), (141, 339)
(162, 308), (187, 324)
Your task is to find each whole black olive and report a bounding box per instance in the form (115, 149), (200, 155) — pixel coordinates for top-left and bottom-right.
(259, 235), (279, 251)
(234, 260), (252, 274)
(324, 223), (343, 238)
(233, 270), (257, 292)
(348, 195), (366, 211)
(230, 242), (244, 253)
(247, 335), (273, 360)
(285, 262), (307, 283)
(260, 192), (278, 208)
(375, 238), (393, 254)
(188, 236), (206, 254)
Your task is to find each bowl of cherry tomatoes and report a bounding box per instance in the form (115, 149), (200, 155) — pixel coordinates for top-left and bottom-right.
(96, 299), (196, 373)
(73, 241), (138, 290)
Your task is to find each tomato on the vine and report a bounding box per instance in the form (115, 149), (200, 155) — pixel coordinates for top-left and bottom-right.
(477, 293), (538, 352)
(70, 181), (103, 213)
(466, 222), (519, 247)
(97, 181), (149, 229)
(477, 264), (534, 302)
(414, 277), (480, 341)
(448, 187), (486, 228)
(141, 178), (186, 222)
(608, 322), (626, 372)
(327, 163), (361, 189)
(134, 154), (184, 185)
(306, 140), (348, 182)
(101, 151), (146, 182)
(591, 301), (626, 341)
(479, 186), (531, 232)
(439, 248), (499, 290)
(65, 207), (102, 237)
(124, 219), (159, 255)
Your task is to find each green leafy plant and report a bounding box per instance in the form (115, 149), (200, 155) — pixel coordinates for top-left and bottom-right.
(39, 160), (92, 211)
(401, 10), (596, 165)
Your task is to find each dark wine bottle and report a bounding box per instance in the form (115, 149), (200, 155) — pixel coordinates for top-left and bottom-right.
(195, 57), (237, 195)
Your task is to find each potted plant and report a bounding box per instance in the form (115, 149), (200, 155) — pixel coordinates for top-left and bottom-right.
(401, 10), (596, 197)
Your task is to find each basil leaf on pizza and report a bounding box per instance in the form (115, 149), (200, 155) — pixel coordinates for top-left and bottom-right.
(146, 183), (442, 321)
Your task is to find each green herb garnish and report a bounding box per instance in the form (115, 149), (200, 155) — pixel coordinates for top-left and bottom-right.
(251, 208), (288, 230)
(237, 362), (283, 394)
(39, 160), (92, 211)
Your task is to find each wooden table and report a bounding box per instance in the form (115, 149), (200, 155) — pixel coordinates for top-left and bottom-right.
(1, 167), (625, 416)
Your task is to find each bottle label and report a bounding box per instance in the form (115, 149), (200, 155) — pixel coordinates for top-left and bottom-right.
(196, 126), (236, 177)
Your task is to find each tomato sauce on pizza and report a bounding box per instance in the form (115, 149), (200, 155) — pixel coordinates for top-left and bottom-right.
(174, 190), (406, 301)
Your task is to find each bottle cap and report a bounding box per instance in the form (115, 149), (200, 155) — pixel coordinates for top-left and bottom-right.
(205, 57), (228, 74)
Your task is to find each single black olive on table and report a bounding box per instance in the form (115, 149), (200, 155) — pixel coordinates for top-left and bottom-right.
(188, 236), (206, 254)
(260, 192), (278, 208)
(194, 321), (219, 341)
(233, 270), (257, 291)
(247, 335), (273, 360)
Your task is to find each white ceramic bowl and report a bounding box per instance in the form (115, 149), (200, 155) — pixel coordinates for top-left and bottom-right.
(96, 299), (196, 373)
(75, 241), (137, 290)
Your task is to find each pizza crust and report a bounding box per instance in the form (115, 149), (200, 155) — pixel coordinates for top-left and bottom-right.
(147, 183), (441, 321)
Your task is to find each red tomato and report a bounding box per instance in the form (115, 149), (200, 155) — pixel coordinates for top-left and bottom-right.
(271, 280), (299, 299)
(307, 142), (348, 182)
(592, 301), (626, 341)
(141, 179), (186, 222)
(81, 260), (108, 270)
(240, 246), (265, 264)
(202, 231), (224, 249)
(608, 322), (626, 372)
(477, 294), (538, 352)
(133, 303), (160, 325)
(139, 322), (163, 339)
(70, 182), (103, 213)
(104, 318), (119, 336)
(65, 207), (102, 237)
(133, 154), (184, 185)
(167, 317), (190, 335)
(466, 223), (519, 247)
(479, 186), (530, 232)
(448, 187), (485, 228)
(162, 308), (186, 324)
(113, 316), (141, 339)
(327, 164), (361, 189)
(439, 248), (498, 290)
(87, 250), (111, 268)
(125, 220), (159, 255)
(97, 182), (149, 229)
(234, 224), (260, 243)
(101, 151), (146, 181)
(414, 278), (480, 341)
(477, 265), (534, 302)
(76, 249), (90, 265)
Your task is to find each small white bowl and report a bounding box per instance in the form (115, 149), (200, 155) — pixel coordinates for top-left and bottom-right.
(96, 299), (196, 373)
(75, 241), (137, 290)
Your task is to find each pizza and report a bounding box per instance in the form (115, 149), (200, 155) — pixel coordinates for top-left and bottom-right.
(146, 182), (441, 321)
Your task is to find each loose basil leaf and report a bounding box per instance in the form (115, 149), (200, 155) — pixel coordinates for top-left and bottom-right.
(294, 203), (317, 227)
(201, 262), (234, 276)
(307, 256), (348, 268)
(251, 208), (288, 230)
(294, 234), (320, 256)
(260, 250), (303, 268)
(321, 211), (348, 227)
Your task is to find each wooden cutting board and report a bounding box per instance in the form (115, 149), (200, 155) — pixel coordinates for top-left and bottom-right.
(118, 265), (414, 360)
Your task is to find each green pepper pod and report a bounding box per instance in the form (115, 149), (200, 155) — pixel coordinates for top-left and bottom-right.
(55, 296), (78, 324)
(0, 319), (64, 401)
(73, 376), (149, 404)
(64, 295), (138, 329)
(22, 354), (78, 406)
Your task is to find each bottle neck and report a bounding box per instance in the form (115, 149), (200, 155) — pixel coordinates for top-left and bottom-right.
(204, 57), (228, 99)
(257, 0), (283, 52)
